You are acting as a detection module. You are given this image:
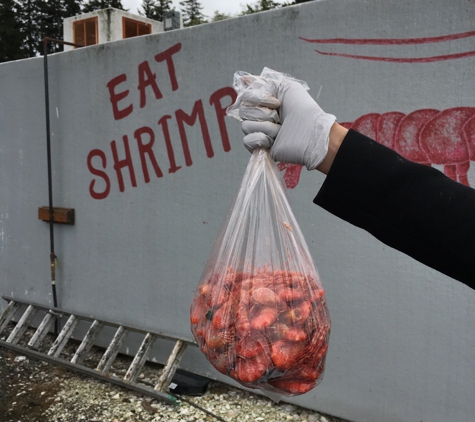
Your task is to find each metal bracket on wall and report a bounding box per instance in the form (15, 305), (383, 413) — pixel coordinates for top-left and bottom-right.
(0, 295), (194, 406)
(38, 206), (75, 225)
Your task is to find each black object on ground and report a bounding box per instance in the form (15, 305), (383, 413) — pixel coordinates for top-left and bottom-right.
(169, 369), (210, 396)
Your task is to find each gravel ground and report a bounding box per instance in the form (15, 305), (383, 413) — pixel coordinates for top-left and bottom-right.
(0, 324), (351, 422)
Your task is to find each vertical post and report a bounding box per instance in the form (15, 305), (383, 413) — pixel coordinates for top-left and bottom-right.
(42, 39), (58, 335)
(41, 37), (83, 335)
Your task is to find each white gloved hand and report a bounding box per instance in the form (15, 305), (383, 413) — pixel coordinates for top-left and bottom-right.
(238, 69), (336, 170)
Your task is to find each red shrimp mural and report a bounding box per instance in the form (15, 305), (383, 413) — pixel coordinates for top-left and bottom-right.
(278, 107), (475, 189)
(340, 108), (475, 186)
(277, 162), (304, 189)
(276, 30), (475, 189)
(299, 30), (475, 63)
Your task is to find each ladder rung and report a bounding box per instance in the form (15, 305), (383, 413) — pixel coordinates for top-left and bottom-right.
(6, 305), (38, 345)
(48, 314), (79, 357)
(0, 339), (178, 406)
(154, 340), (188, 392)
(96, 325), (127, 374)
(71, 320), (104, 365)
(28, 311), (61, 349)
(0, 301), (20, 335)
(1, 296), (196, 407)
(124, 333), (155, 383)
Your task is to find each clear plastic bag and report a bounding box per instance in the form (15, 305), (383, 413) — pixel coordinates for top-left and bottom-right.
(190, 69), (330, 397)
(226, 67), (309, 121)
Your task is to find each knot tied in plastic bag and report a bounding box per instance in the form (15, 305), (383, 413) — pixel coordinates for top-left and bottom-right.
(190, 69), (330, 397)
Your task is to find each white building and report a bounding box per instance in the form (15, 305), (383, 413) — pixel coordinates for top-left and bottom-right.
(63, 8), (165, 51)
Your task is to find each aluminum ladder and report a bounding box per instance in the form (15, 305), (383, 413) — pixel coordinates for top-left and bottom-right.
(0, 295), (194, 406)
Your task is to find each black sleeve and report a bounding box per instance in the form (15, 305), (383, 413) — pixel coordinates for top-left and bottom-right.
(314, 129), (475, 289)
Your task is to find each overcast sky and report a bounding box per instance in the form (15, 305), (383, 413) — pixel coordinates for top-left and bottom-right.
(121, 0), (284, 19)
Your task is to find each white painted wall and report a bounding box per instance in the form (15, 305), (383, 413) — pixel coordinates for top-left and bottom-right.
(1, 1), (474, 421)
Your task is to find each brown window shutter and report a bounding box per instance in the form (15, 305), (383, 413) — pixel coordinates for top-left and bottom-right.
(123, 17), (152, 39)
(85, 19), (97, 45)
(124, 18), (137, 38)
(138, 22), (152, 36)
(73, 21), (85, 46)
(73, 17), (98, 47)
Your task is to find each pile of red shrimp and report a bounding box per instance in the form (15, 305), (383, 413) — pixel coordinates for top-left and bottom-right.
(190, 267), (331, 396)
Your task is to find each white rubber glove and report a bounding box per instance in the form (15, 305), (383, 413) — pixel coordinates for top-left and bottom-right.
(239, 69), (336, 170)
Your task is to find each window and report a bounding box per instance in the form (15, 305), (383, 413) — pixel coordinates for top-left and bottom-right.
(123, 17), (152, 39)
(73, 17), (98, 47)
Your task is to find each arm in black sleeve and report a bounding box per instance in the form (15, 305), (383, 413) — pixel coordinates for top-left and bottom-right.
(314, 129), (475, 290)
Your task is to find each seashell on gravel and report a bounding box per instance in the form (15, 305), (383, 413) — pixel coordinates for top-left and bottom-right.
(0, 325), (350, 422)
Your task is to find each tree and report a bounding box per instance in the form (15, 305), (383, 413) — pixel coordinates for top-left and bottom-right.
(0, 0), (25, 62)
(139, 0), (172, 22)
(37, 0), (82, 54)
(64, 0), (82, 18)
(15, 0), (42, 57)
(211, 10), (231, 22)
(139, 0), (155, 19)
(0, 0), (82, 61)
(38, 0), (63, 53)
(179, 0), (207, 26)
(241, 0), (280, 15)
(82, 0), (125, 13)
